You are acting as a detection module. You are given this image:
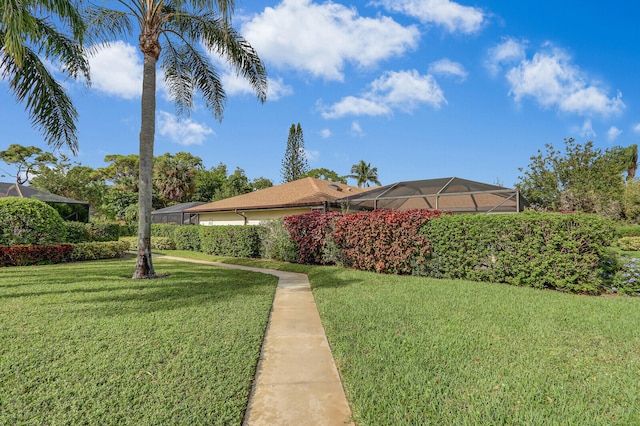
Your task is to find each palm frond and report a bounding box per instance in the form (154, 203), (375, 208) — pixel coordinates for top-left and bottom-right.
(34, 17), (91, 81)
(83, 6), (134, 44)
(1, 42), (79, 153)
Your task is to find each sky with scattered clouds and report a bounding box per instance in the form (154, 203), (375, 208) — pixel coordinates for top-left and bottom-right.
(3, 0), (640, 187)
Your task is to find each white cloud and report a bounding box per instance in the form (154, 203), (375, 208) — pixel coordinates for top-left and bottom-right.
(242, 0), (419, 81)
(634, 123), (640, 134)
(157, 111), (214, 146)
(428, 58), (467, 81)
(305, 149), (320, 161)
(486, 37), (527, 75)
(88, 41), (142, 99)
(320, 129), (332, 139)
(375, 0), (485, 34)
(504, 45), (624, 117)
(607, 126), (622, 142)
(321, 69), (446, 119)
(221, 72), (293, 101)
(578, 119), (596, 138)
(351, 121), (364, 136)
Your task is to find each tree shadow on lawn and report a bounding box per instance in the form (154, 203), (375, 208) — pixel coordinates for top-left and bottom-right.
(1, 258), (278, 316)
(306, 265), (373, 290)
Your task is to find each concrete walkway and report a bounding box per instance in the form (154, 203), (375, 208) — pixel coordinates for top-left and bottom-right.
(156, 256), (353, 425)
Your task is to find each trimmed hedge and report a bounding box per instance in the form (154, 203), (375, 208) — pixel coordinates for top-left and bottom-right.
(259, 219), (299, 262)
(0, 198), (66, 246)
(69, 241), (130, 261)
(0, 244), (74, 266)
(333, 209), (442, 274)
(199, 226), (261, 258)
(174, 226), (201, 251)
(420, 212), (615, 294)
(65, 221), (92, 243)
(151, 224), (178, 239)
(87, 221), (120, 242)
(284, 211), (342, 264)
(119, 236), (176, 251)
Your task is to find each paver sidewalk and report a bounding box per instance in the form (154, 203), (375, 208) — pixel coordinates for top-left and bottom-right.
(156, 256), (353, 425)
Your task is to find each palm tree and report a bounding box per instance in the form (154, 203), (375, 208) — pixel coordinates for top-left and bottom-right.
(86, 0), (267, 278)
(0, 0), (90, 153)
(349, 160), (381, 188)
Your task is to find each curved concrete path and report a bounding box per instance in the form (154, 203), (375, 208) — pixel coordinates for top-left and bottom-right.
(156, 256), (354, 425)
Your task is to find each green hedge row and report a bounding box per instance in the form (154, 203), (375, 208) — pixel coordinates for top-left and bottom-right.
(0, 241), (130, 266)
(420, 212), (614, 294)
(200, 226), (261, 258)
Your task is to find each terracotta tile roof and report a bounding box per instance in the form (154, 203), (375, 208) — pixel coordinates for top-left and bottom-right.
(185, 177), (371, 213)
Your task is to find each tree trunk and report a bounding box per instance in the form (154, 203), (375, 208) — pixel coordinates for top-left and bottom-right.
(133, 52), (158, 279)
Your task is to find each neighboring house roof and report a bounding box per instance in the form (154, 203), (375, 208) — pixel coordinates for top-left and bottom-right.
(151, 201), (207, 215)
(0, 182), (88, 205)
(185, 177), (370, 213)
(337, 177), (528, 213)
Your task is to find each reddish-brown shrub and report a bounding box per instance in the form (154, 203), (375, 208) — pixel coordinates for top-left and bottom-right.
(333, 209), (442, 274)
(0, 244), (74, 267)
(284, 210), (342, 264)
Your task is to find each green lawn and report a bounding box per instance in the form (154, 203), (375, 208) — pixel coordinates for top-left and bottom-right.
(0, 258), (277, 425)
(308, 267), (640, 425)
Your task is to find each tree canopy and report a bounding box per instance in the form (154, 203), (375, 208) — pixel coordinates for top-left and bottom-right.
(348, 160), (381, 188)
(281, 123), (309, 183)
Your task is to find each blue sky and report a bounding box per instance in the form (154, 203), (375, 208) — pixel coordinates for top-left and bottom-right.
(3, 0), (640, 187)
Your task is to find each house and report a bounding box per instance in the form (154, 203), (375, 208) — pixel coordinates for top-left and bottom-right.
(151, 201), (207, 224)
(0, 182), (91, 221)
(184, 177), (370, 226)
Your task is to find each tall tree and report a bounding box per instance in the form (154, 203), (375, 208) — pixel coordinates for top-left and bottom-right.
(349, 160), (381, 188)
(281, 123), (309, 183)
(0, 144), (57, 186)
(516, 138), (637, 218)
(153, 152), (203, 206)
(302, 168), (347, 184)
(1, 0), (89, 153)
(87, 1), (267, 278)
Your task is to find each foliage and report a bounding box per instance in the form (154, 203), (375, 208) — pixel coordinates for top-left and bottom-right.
(151, 224), (178, 240)
(517, 138), (637, 218)
(333, 209), (441, 274)
(0, 0), (88, 152)
(621, 179), (640, 223)
(613, 257), (640, 295)
(302, 168), (347, 184)
(118, 223), (137, 237)
(213, 167), (253, 201)
(86, 221), (120, 242)
(281, 123), (309, 183)
(153, 152), (202, 206)
(421, 212), (615, 293)
(0, 259), (276, 424)
(68, 241), (130, 261)
(120, 236), (175, 251)
(616, 224), (640, 238)
(199, 226), (261, 258)
(0, 244), (74, 266)
(173, 226), (201, 251)
(0, 144), (57, 184)
(348, 160), (381, 188)
(617, 237), (640, 251)
(258, 218), (299, 262)
(309, 267), (640, 425)
(0, 198), (66, 245)
(284, 211), (342, 264)
(64, 221), (92, 243)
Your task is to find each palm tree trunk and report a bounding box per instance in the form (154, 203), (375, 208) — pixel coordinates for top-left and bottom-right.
(133, 52), (158, 279)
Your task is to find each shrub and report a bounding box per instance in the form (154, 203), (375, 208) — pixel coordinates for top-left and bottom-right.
(70, 241), (130, 261)
(0, 198), (66, 245)
(119, 236), (175, 251)
(617, 236), (640, 251)
(284, 211), (342, 264)
(258, 219), (299, 262)
(0, 244), (74, 266)
(421, 212), (615, 294)
(87, 221), (120, 242)
(151, 224), (178, 239)
(65, 221), (92, 243)
(333, 209), (442, 274)
(118, 223), (137, 237)
(199, 226), (261, 258)
(613, 257), (640, 296)
(174, 226), (201, 251)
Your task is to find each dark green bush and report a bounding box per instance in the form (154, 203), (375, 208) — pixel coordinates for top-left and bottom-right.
(119, 236), (175, 251)
(259, 219), (298, 262)
(151, 224), (178, 239)
(420, 212), (615, 294)
(87, 221), (120, 242)
(69, 241), (130, 261)
(65, 221), (92, 243)
(118, 223), (137, 237)
(0, 198), (66, 245)
(174, 226), (201, 251)
(0, 244), (74, 266)
(199, 226), (261, 258)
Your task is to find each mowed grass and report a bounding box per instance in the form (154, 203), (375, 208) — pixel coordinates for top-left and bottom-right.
(0, 258), (277, 425)
(307, 267), (640, 425)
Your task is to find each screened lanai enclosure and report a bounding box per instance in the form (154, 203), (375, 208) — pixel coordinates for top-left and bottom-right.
(0, 182), (90, 221)
(336, 177), (527, 214)
(151, 202), (206, 224)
